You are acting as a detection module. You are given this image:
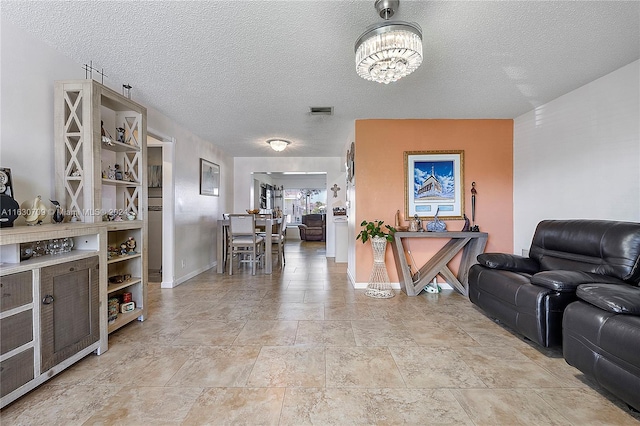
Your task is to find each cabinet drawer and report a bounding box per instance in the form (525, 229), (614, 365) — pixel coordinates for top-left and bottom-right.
(0, 310), (33, 355)
(0, 348), (34, 398)
(0, 271), (32, 313)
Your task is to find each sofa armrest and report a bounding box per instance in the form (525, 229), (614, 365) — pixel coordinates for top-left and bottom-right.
(577, 283), (640, 314)
(477, 253), (539, 274)
(531, 270), (625, 292)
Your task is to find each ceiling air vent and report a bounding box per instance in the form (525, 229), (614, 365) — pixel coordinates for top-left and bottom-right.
(309, 106), (333, 116)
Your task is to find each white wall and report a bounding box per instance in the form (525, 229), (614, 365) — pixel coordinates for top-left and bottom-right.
(1, 19), (84, 205)
(1, 19), (233, 286)
(234, 157), (344, 256)
(513, 60), (640, 254)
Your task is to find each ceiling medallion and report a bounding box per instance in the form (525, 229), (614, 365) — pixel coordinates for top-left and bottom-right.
(355, 0), (423, 84)
(267, 139), (291, 152)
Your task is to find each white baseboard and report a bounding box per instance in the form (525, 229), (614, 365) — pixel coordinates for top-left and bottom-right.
(162, 262), (215, 288)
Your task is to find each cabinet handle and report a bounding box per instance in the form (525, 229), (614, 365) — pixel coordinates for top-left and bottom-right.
(42, 294), (54, 305)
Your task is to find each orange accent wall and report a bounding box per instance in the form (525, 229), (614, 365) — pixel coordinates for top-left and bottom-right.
(355, 119), (514, 283)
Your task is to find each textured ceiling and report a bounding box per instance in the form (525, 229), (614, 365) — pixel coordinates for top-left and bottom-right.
(3, 1), (639, 158)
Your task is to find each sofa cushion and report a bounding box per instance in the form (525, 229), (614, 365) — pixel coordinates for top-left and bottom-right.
(577, 284), (640, 314)
(531, 270), (626, 292)
(477, 253), (539, 274)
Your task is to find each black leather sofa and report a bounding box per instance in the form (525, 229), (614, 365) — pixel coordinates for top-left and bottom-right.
(563, 284), (640, 411)
(468, 219), (640, 348)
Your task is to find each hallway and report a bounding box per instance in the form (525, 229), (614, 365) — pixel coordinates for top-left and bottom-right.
(1, 241), (639, 425)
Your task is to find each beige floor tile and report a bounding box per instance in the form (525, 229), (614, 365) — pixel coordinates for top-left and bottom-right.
(172, 320), (247, 346)
(451, 388), (572, 425)
(324, 303), (374, 320)
(454, 346), (563, 388)
(183, 387), (285, 426)
(325, 346), (405, 388)
(536, 388), (640, 425)
(233, 320), (298, 346)
(351, 319), (418, 346)
(0, 384), (122, 425)
(88, 345), (191, 386)
(389, 346), (487, 388)
(167, 346), (261, 387)
(84, 386), (203, 425)
(369, 388), (475, 425)
(295, 320), (356, 346)
(303, 290), (348, 304)
(262, 290), (306, 303)
(279, 387), (377, 425)
(404, 319), (480, 347)
(247, 346), (326, 387)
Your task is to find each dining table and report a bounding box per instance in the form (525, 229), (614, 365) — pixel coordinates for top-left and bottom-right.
(216, 217), (282, 274)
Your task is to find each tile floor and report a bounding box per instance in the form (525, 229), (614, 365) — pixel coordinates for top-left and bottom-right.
(2, 241), (639, 425)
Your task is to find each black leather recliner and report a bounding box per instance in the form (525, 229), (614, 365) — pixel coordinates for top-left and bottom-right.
(563, 283), (640, 411)
(468, 219), (640, 348)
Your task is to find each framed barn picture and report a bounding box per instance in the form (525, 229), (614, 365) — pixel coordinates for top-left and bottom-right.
(404, 150), (464, 220)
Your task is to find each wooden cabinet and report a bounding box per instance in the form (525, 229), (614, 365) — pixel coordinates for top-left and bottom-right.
(0, 271), (34, 400)
(40, 256), (100, 373)
(54, 79), (148, 334)
(0, 224), (105, 408)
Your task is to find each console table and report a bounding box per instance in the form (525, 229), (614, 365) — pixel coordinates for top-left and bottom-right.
(390, 231), (488, 296)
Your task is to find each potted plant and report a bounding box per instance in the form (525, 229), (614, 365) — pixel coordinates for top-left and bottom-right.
(356, 220), (396, 298)
(356, 220), (396, 243)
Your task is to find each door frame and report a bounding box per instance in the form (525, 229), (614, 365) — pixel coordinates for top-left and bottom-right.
(147, 128), (176, 289)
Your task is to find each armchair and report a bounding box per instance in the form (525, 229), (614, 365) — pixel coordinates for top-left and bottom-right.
(298, 214), (326, 241)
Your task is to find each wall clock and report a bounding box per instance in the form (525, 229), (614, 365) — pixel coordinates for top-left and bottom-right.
(0, 167), (14, 198)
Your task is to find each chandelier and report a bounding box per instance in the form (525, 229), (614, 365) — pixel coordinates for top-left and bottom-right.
(355, 0), (423, 84)
(267, 139), (290, 152)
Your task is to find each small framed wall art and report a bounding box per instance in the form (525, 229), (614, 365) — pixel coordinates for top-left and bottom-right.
(404, 150), (464, 219)
(200, 158), (220, 196)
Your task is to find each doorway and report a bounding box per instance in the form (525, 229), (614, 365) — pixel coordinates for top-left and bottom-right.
(147, 131), (175, 288)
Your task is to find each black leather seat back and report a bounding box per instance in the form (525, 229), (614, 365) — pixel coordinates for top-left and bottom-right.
(529, 220), (640, 283)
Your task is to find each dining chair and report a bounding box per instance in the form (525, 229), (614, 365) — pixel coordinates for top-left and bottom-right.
(228, 214), (264, 275)
(259, 218), (286, 267)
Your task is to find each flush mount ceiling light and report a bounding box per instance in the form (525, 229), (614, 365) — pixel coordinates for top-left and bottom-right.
(355, 0), (423, 84)
(267, 139), (291, 152)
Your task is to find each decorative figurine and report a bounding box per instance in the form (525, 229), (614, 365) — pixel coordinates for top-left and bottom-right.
(126, 236), (136, 254)
(470, 182), (480, 232)
(414, 214), (423, 232)
(50, 199), (64, 223)
(426, 207), (447, 232)
(127, 211), (136, 221)
(101, 121), (114, 146)
(114, 164), (123, 180)
(21, 195), (47, 225)
(116, 127), (126, 143)
(70, 211), (80, 222)
(107, 166), (116, 180)
(70, 168), (81, 177)
(461, 214), (471, 231)
(120, 242), (128, 255)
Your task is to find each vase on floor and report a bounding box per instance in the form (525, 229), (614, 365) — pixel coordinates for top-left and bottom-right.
(365, 235), (395, 298)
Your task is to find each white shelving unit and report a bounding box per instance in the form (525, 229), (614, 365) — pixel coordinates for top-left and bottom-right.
(54, 79), (148, 335)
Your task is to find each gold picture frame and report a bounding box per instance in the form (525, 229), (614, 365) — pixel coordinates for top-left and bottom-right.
(404, 150), (464, 220)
